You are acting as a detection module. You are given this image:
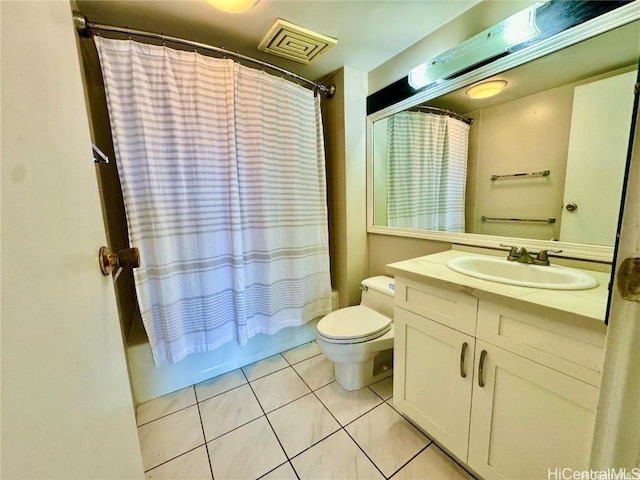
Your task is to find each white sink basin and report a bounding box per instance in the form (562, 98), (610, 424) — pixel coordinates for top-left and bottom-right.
(445, 255), (599, 290)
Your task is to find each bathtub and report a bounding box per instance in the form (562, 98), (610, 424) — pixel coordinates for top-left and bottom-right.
(127, 290), (339, 404)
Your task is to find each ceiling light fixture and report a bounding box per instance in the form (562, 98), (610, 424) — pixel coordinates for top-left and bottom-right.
(408, 2), (541, 90)
(465, 80), (508, 99)
(206, 0), (260, 13)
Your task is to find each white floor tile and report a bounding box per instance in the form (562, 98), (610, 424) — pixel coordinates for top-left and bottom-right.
(268, 393), (340, 457)
(136, 387), (197, 426)
(260, 462), (298, 480)
(314, 381), (383, 426)
(392, 444), (474, 480)
(242, 354), (289, 381)
(281, 341), (322, 365)
(134, 352), (473, 480)
(199, 384), (263, 441)
(138, 405), (204, 471)
(194, 369), (247, 402)
(251, 367), (311, 412)
(346, 403), (430, 477)
(145, 446), (212, 480)
(369, 376), (393, 401)
(292, 430), (384, 480)
(208, 417), (287, 480)
(292, 354), (335, 390)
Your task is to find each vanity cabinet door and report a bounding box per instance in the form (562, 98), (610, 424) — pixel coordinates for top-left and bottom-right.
(394, 307), (475, 461)
(468, 340), (599, 480)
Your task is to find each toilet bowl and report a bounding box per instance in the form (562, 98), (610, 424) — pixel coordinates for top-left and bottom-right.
(316, 276), (395, 391)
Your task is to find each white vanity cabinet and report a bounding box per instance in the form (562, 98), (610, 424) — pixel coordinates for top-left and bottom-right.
(393, 275), (606, 480)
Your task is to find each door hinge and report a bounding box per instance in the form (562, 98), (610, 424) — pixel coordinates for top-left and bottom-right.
(635, 82), (640, 95)
(617, 257), (640, 303)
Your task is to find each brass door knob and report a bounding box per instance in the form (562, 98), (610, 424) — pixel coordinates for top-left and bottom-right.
(99, 246), (140, 276)
(617, 257), (640, 302)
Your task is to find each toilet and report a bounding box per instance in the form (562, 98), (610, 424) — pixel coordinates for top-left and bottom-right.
(316, 276), (395, 391)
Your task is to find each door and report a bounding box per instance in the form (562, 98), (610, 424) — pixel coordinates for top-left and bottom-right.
(1, 2), (144, 478)
(394, 308), (475, 461)
(559, 70), (637, 245)
(468, 341), (599, 480)
(591, 69), (640, 469)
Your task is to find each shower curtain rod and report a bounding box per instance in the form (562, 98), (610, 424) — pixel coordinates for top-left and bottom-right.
(412, 105), (474, 125)
(72, 11), (336, 99)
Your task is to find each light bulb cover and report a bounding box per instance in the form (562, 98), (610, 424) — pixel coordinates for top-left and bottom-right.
(407, 2), (541, 90)
(206, 0), (260, 13)
(465, 80), (508, 99)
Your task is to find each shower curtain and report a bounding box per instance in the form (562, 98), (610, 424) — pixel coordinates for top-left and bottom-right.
(387, 111), (469, 231)
(95, 37), (332, 365)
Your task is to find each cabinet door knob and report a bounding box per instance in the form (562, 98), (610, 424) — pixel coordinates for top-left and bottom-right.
(478, 350), (488, 387)
(460, 342), (468, 378)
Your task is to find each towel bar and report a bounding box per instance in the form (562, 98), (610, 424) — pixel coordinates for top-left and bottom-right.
(491, 170), (550, 181)
(481, 216), (556, 224)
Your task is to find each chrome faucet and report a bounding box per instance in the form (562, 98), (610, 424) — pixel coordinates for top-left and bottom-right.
(500, 244), (562, 265)
(514, 247), (534, 264)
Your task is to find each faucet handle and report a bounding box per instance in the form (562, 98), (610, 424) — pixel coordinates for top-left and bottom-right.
(535, 249), (563, 265)
(499, 243), (518, 255)
(500, 243), (519, 261)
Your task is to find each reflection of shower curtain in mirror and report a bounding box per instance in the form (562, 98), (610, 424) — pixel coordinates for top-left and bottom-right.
(387, 112), (469, 231)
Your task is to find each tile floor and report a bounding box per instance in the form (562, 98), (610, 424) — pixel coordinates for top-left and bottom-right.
(135, 341), (475, 480)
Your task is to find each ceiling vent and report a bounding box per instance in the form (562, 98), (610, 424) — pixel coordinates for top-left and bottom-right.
(258, 19), (337, 65)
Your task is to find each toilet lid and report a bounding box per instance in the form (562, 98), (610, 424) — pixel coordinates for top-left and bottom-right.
(317, 306), (392, 343)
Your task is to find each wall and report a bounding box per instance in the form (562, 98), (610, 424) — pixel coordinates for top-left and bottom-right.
(372, 118), (388, 225)
(368, 233), (450, 277)
(322, 67), (369, 307)
(0, 1), (143, 477)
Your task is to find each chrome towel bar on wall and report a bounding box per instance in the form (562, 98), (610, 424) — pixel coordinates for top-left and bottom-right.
(481, 216), (556, 224)
(490, 170), (550, 181)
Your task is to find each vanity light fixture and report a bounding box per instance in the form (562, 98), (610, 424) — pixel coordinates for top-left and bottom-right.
(206, 0), (260, 13)
(408, 2), (541, 90)
(465, 80), (508, 99)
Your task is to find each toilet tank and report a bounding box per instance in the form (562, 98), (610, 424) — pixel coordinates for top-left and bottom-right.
(360, 276), (395, 318)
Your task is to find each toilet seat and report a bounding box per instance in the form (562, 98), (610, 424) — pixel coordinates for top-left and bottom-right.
(317, 306), (392, 344)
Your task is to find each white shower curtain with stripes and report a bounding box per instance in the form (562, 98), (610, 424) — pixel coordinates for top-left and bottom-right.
(95, 38), (332, 366)
(387, 111), (469, 231)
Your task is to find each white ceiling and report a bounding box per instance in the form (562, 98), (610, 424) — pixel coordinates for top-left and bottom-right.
(75, 0), (482, 81)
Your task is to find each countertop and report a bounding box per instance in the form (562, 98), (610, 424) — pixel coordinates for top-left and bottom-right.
(386, 250), (611, 322)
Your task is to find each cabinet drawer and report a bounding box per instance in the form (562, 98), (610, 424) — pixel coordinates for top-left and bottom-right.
(476, 300), (606, 386)
(395, 277), (478, 336)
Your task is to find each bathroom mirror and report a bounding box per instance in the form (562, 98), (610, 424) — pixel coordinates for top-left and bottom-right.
(367, 7), (640, 262)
